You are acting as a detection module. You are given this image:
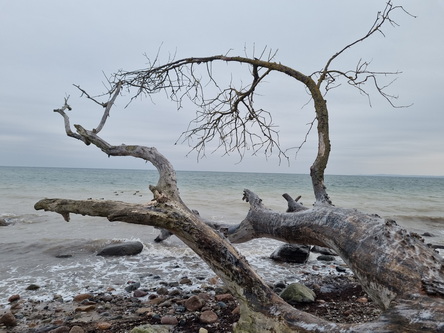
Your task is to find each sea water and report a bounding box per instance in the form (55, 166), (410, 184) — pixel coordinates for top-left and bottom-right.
(0, 166), (443, 306)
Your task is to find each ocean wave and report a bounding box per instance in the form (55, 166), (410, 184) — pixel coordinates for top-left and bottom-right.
(391, 215), (444, 225)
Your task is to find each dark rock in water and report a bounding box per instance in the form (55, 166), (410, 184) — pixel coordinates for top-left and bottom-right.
(0, 218), (8, 226)
(125, 282), (140, 292)
(270, 244), (310, 264)
(422, 232), (435, 237)
(317, 255), (335, 262)
(336, 266), (347, 273)
(311, 245), (337, 256)
(26, 284), (40, 291)
(97, 241), (143, 256)
(55, 254), (73, 258)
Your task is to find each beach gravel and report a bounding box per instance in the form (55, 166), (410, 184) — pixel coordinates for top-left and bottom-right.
(1, 274), (382, 332)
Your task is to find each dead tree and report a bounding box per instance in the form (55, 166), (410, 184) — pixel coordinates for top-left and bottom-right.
(35, 2), (444, 332)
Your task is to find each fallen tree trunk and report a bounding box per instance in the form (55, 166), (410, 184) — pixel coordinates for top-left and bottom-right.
(35, 189), (444, 332)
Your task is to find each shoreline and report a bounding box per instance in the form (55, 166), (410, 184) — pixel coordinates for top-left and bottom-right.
(1, 271), (381, 333)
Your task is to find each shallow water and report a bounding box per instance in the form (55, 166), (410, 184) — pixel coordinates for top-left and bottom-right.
(0, 166), (443, 305)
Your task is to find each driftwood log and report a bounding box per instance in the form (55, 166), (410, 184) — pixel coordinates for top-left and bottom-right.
(35, 3), (444, 330)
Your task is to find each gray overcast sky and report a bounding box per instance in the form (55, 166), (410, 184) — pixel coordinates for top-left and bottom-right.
(1, 1), (443, 176)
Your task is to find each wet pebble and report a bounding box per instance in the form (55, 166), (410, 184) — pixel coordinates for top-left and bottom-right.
(133, 289), (148, 297)
(73, 293), (93, 302)
(161, 315), (178, 325)
(185, 295), (205, 311)
(200, 310), (218, 323)
(0, 312), (17, 327)
(26, 284), (40, 290)
(317, 255), (335, 262)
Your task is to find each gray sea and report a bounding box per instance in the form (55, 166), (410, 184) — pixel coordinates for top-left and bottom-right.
(0, 166), (443, 306)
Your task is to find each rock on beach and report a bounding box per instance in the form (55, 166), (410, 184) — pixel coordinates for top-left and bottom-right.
(97, 241), (144, 256)
(270, 244), (310, 263)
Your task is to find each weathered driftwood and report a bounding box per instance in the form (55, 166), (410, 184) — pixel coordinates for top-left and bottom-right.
(35, 188), (444, 332)
(35, 3), (444, 330)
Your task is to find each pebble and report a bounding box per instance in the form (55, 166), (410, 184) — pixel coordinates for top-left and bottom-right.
(96, 321), (112, 330)
(200, 310), (218, 323)
(317, 255), (335, 262)
(185, 295), (205, 311)
(161, 315), (178, 325)
(26, 284), (40, 290)
(156, 287), (169, 295)
(135, 307), (151, 314)
(0, 312), (17, 327)
(69, 326), (85, 333)
(199, 328), (209, 333)
(8, 294), (20, 302)
(357, 297), (368, 303)
(73, 293), (93, 302)
(133, 289), (148, 297)
(125, 281), (141, 292)
(179, 277), (192, 285)
(75, 305), (96, 312)
(148, 296), (166, 305)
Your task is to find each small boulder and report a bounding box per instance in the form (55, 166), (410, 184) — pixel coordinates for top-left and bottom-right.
(26, 284), (40, 290)
(200, 310), (218, 324)
(0, 218), (8, 226)
(130, 325), (171, 333)
(96, 322), (112, 330)
(160, 315), (178, 325)
(280, 283), (316, 304)
(97, 241), (143, 256)
(270, 244), (310, 264)
(317, 255), (335, 262)
(0, 312), (16, 327)
(134, 289), (148, 297)
(185, 295), (205, 311)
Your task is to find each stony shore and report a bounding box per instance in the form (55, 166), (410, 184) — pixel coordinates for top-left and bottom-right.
(1, 271), (381, 333)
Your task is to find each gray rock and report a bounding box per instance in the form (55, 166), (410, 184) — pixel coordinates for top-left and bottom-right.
(0, 218), (8, 226)
(311, 245), (337, 256)
(317, 255), (335, 262)
(280, 283), (316, 304)
(270, 244), (310, 264)
(130, 325), (172, 333)
(125, 282), (141, 292)
(97, 241), (143, 256)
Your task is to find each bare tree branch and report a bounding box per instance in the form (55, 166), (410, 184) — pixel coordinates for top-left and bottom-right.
(315, 1), (415, 107)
